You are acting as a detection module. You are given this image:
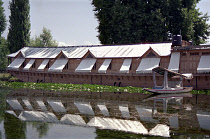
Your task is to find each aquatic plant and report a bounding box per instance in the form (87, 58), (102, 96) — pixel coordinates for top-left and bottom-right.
(0, 81), (149, 94)
(1, 80), (210, 95)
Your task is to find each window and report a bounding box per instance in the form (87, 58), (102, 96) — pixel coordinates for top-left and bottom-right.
(64, 63), (68, 69)
(59, 54), (66, 59)
(146, 51), (157, 58)
(18, 53), (24, 58)
(129, 63), (132, 70)
(21, 62), (25, 68)
(32, 62), (36, 68)
(182, 53), (186, 56)
(202, 52), (210, 55)
(46, 63), (50, 68)
(86, 53), (94, 58)
(190, 52), (199, 56)
(108, 62), (112, 70)
(93, 63), (97, 70)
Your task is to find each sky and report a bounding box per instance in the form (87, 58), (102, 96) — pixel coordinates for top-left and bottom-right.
(2, 0), (210, 46)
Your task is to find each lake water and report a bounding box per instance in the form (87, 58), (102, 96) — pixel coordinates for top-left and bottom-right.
(0, 88), (210, 138)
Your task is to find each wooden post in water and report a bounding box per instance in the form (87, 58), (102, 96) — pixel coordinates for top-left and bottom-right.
(152, 70), (157, 88)
(163, 71), (168, 89)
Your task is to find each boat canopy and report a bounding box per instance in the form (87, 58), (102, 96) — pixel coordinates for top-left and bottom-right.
(152, 66), (193, 79)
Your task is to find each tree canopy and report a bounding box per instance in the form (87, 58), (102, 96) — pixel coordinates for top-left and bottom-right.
(0, 0), (8, 72)
(0, 37), (8, 72)
(30, 27), (58, 47)
(92, 0), (210, 45)
(0, 0), (6, 36)
(7, 0), (30, 53)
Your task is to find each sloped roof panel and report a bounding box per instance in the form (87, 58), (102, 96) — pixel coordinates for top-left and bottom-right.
(75, 59), (97, 72)
(23, 59), (35, 70)
(151, 43), (171, 56)
(7, 58), (25, 70)
(98, 59), (112, 73)
(37, 59), (49, 71)
(168, 52), (180, 72)
(197, 55), (210, 73)
(136, 58), (160, 73)
(7, 43), (171, 59)
(119, 59), (132, 73)
(48, 59), (68, 72)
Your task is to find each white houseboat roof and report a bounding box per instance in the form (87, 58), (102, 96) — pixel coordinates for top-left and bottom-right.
(7, 43), (172, 59)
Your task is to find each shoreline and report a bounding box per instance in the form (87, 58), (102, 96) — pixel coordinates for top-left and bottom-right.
(0, 80), (210, 95)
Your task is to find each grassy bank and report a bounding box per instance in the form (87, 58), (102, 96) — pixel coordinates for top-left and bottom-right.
(0, 81), (148, 93)
(0, 73), (19, 82)
(1, 73), (210, 95)
(0, 73), (148, 93)
(1, 80), (210, 95)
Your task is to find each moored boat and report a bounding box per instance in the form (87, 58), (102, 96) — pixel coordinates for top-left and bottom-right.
(144, 66), (193, 94)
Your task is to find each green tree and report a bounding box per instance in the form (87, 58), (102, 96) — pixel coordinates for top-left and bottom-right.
(0, 37), (9, 72)
(0, 0), (8, 72)
(92, 0), (209, 45)
(0, 0), (6, 36)
(32, 122), (49, 138)
(4, 113), (26, 139)
(30, 27), (58, 47)
(7, 0), (30, 53)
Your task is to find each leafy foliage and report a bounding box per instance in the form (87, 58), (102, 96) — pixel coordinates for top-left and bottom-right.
(0, 0), (8, 72)
(31, 122), (49, 138)
(92, 0), (209, 45)
(0, 88), (11, 122)
(0, 0), (6, 36)
(0, 37), (9, 72)
(7, 0), (30, 53)
(30, 27), (58, 47)
(1, 80), (210, 95)
(0, 81), (149, 94)
(4, 113), (26, 139)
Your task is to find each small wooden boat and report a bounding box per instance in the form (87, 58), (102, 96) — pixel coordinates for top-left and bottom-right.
(144, 66), (193, 94)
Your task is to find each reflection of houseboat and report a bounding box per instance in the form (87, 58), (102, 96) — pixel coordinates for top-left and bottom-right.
(6, 38), (210, 89)
(5, 89), (210, 137)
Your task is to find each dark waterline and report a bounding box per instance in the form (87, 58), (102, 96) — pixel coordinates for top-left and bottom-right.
(0, 88), (210, 138)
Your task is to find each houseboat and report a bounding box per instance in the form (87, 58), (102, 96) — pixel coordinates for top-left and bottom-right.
(6, 39), (210, 90)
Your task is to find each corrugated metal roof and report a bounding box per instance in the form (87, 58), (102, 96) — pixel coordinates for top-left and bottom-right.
(7, 43), (172, 59)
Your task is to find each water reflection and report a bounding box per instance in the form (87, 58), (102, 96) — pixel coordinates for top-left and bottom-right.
(2, 89), (210, 138)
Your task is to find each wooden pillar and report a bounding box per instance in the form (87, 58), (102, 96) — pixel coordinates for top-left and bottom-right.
(163, 71), (168, 89)
(152, 70), (157, 87)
